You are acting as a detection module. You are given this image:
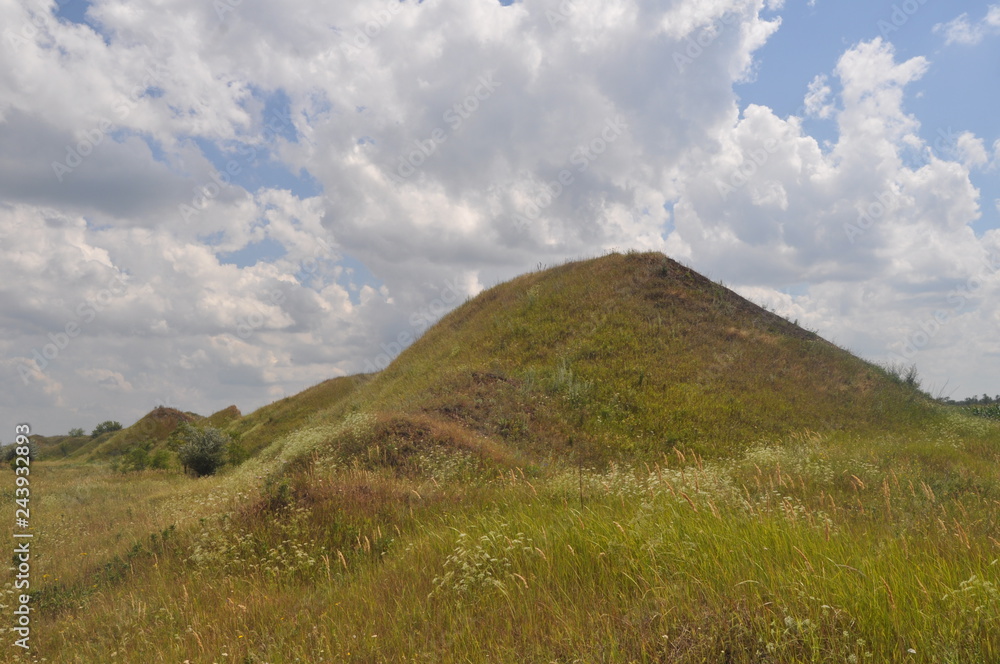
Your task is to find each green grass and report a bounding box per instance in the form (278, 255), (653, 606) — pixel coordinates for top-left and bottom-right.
(14, 417), (1000, 662)
(967, 404), (1000, 421)
(315, 252), (933, 461)
(5, 252), (997, 662)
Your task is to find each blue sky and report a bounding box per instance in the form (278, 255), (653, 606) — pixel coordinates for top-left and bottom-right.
(191, 0), (1000, 276)
(2, 0), (999, 434)
(740, 1), (998, 235)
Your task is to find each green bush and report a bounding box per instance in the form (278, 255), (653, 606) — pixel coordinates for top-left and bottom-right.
(126, 446), (150, 471)
(175, 424), (230, 477)
(91, 421), (123, 438)
(113, 442), (149, 473)
(4, 442), (36, 469)
(68, 428), (86, 437)
(968, 404), (1000, 421)
(111, 444), (172, 473)
(150, 449), (171, 470)
(227, 439), (250, 466)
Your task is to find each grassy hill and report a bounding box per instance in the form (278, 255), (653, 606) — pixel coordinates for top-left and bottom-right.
(11, 252), (1000, 663)
(36, 252), (927, 468)
(222, 374), (368, 456)
(29, 407), (203, 462)
(265, 251), (933, 470)
(27, 375), (367, 467)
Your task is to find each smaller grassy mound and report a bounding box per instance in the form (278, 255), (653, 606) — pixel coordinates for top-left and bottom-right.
(30, 433), (91, 460)
(323, 411), (524, 479)
(69, 407), (200, 461)
(221, 375), (368, 457)
(204, 405), (242, 429)
(40, 377), (365, 467)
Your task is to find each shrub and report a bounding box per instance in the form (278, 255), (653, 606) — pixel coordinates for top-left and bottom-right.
(175, 424), (230, 477)
(112, 442), (157, 473)
(149, 449), (171, 470)
(227, 439), (250, 466)
(126, 445), (150, 472)
(111, 445), (171, 473)
(3, 442), (35, 469)
(880, 362), (921, 390)
(91, 421), (123, 438)
(68, 428), (85, 437)
(968, 404), (1000, 421)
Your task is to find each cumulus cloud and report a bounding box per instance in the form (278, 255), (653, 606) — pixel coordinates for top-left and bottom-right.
(669, 37), (996, 395)
(934, 5), (1000, 46)
(803, 74), (834, 119)
(1, 0), (997, 433)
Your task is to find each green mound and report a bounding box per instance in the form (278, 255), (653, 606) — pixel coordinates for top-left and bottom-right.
(292, 251), (931, 467)
(77, 406), (200, 460)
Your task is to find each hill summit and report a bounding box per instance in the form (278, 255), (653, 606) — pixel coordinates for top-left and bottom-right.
(275, 251), (930, 466)
(44, 252), (930, 467)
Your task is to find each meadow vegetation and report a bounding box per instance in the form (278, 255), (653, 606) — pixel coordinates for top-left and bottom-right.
(3, 252), (998, 663)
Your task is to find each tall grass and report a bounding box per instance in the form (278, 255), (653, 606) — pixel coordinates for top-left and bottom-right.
(10, 412), (1000, 663)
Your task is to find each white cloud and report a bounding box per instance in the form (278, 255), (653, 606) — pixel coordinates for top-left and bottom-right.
(668, 37), (996, 395)
(934, 5), (1000, 46)
(955, 132), (990, 169)
(803, 74), (833, 119)
(1, 1), (998, 433)
(77, 368), (133, 392)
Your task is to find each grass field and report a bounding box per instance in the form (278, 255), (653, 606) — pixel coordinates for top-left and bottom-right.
(4, 253), (998, 662)
(10, 411), (1000, 662)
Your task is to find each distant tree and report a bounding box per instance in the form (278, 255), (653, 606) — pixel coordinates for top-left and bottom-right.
(125, 444), (150, 472)
(111, 442), (172, 473)
(174, 424), (229, 477)
(68, 428), (86, 437)
(3, 442), (35, 469)
(91, 421), (123, 438)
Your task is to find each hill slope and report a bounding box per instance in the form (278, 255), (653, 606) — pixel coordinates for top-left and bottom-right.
(35, 252), (930, 469)
(289, 251), (930, 467)
(24, 251), (1000, 664)
(31, 375), (365, 464)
